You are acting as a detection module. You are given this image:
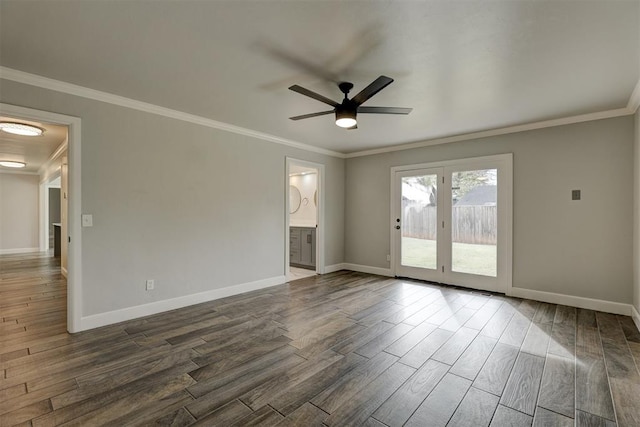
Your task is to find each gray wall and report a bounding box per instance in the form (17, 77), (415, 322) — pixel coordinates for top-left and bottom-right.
(634, 108), (639, 314)
(0, 173), (39, 251)
(49, 187), (61, 224)
(0, 79), (344, 316)
(346, 117), (634, 304)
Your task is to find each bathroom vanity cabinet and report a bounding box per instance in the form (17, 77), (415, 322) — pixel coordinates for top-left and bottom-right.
(290, 226), (316, 269)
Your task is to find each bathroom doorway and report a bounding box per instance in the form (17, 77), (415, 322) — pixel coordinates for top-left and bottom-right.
(285, 158), (324, 281)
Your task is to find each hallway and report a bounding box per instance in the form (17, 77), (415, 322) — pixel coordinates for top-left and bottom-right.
(0, 252), (67, 363)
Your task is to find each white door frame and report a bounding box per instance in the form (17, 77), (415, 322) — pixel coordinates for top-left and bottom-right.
(1, 103), (83, 333)
(393, 167), (444, 283)
(285, 157), (325, 278)
(39, 171), (62, 252)
(391, 153), (513, 294)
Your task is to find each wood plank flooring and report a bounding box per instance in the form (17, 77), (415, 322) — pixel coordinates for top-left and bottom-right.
(2, 253), (640, 426)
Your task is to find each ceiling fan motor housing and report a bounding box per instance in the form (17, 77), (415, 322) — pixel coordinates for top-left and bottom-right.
(336, 101), (357, 116)
(338, 82), (354, 96)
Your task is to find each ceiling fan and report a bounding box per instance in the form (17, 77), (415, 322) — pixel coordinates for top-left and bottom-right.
(288, 75), (412, 129)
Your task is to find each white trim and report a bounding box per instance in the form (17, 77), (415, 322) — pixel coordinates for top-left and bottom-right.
(80, 275), (286, 331)
(0, 67), (344, 159)
(389, 153), (517, 173)
(39, 181), (47, 252)
(628, 78), (640, 113)
(509, 287), (633, 316)
(342, 263), (394, 277)
(0, 169), (39, 175)
(632, 305), (640, 332)
(324, 263), (346, 274)
(0, 103), (83, 333)
(346, 108), (632, 158)
(40, 172), (63, 252)
(38, 137), (68, 180)
(0, 247), (40, 255)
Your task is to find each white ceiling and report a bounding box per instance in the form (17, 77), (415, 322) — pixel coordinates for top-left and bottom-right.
(1, 1), (638, 154)
(0, 116), (67, 173)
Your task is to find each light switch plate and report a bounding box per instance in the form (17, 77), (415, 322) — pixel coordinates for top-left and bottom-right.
(82, 214), (93, 227)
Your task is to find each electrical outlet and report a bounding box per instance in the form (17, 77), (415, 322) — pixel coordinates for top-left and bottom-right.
(146, 279), (154, 291)
(571, 190), (581, 201)
(386, 254), (391, 262)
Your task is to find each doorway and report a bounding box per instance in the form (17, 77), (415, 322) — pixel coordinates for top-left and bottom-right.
(45, 175), (62, 256)
(391, 154), (512, 293)
(1, 103), (82, 332)
(285, 158), (324, 281)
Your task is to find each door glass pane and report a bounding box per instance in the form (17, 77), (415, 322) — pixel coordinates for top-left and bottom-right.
(401, 174), (437, 269)
(451, 169), (497, 277)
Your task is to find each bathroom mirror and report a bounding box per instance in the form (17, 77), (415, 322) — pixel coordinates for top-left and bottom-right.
(290, 185), (301, 214)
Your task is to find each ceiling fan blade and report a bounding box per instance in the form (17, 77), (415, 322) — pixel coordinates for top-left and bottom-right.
(358, 106), (413, 115)
(289, 110), (334, 121)
(351, 75), (394, 106)
(289, 85), (339, 107)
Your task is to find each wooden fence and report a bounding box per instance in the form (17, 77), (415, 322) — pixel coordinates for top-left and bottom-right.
(402, 201), (497, 244)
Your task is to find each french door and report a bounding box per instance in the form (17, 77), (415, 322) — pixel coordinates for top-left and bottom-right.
(392, 155), (512, 293)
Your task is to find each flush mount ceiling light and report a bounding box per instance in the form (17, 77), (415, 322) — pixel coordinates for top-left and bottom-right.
(0, 160), (27, 168)
(0, 122), (44, 136)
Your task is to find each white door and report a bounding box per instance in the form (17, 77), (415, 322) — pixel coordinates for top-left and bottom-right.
(393, 168), (444, 283)
(392, 155), (512, 293)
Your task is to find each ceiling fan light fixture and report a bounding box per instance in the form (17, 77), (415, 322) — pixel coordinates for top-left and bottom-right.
(335, 110), (357, 128)
(0, 122), (44, 136)
(0, 160), (27, 168)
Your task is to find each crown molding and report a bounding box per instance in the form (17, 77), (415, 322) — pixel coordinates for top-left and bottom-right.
(628, 78), (640, 113)
(0, 169), (39, 176)
(38, 136), (68, 180)
(344, 107), (633, 158)
(0, 67), (345, 159)
(2, 66), (637, 161)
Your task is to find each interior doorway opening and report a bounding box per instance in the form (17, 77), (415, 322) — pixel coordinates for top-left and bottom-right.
(285, 158), (324, 281)
(1, 103), (82, 332)
(45, 174), (62, 257)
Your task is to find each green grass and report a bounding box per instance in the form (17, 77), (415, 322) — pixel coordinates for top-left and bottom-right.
(401, 237), (497, 277)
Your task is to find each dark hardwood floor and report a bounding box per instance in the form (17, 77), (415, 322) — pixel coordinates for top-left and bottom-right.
(2, 253), (640, 426)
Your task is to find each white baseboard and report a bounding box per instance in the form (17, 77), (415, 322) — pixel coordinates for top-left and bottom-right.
(342, 263), (394, 277)
(632, 305), (640, 331)
(324, 263), (346, 274)
(80, 275), (286, 331)
(510, 287), (633, 316)
(0, 247), (40, 255)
